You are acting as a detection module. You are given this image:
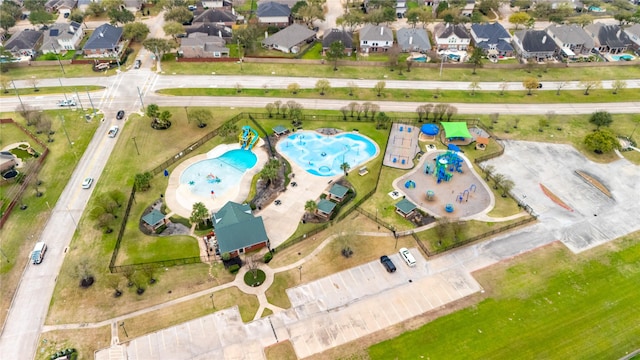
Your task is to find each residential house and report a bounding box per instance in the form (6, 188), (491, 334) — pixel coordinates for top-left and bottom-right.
(461, 0), (475, 16)
(316, 199), (337, 218)
(201, 0), (227, 8)
(359, 24), (393, 53)
(256, 1), (291, 27)
(257, 0), (298, 8)
(0, 152), (19, 174)
(82, 23), (123, 56)
(396, 27), (431, 52)
(45, 0), (77, 15)
(192, 8), (237, 27)
(3, 29), (43, 58)
(470, 22), (514, 57)
(123, 0), (142, 13)
(212, 201), (269, 257)
(0, 28), (7, 43)
(395, 198), (417, 218)
(179, 34), (230, 58)
(396, 0), (407, 18)
(624, 24), (640, 51)
(545, 24), (594, 57)
(322, 29), (354, 56)
(584, 23), (631, 54)
(141, 209), (167, 232)
(326, 183), (349, 202)
(41, 21), (84, 54)
(512, 29), (557, 61)
(262, 23), (315, 53)
(185, 23), (233, 41)
(433, 23), (470, 51)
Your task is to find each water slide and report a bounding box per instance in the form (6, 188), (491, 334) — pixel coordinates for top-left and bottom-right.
(239, 125), (259, 150)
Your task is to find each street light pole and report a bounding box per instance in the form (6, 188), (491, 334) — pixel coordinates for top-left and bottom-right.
(120, 322), (128, 337)
(11, 81), (26, 114)
(86, 87), (96, 117)
(52, 44), (65, 74)
(131, 137), (140, 156)
(137, 86), (145, 111)
(209, 294), (215, 309)
(60, 115), (72, 146)
(298, 265), (302, 281)
(184, 106), (189, 124)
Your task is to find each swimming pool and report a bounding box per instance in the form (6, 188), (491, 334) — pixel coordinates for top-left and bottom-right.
(180, 149), (257, 197)
(276, 131), (377, 176)
(610, 54), (634, 61)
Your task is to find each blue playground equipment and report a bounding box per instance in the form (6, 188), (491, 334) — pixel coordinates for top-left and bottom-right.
(239, 125), (259, 150)
(434, 151), (463, 183)
(405, 180), (416, 189)
(445, 203), (454, 213)
(426, 190), (435, 201)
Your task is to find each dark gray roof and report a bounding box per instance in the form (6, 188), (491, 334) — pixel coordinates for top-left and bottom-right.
(41, 21), (82, 52)
(434, 23), (470, 40)
(359, 24), (393, 42)
(396, 27), (431, 51)
(262, 23), (315, 49)
(585, 23), (631, 49)
(193, 8), (237, 23)
(471, 23), (513, 52)
(213, 202), (268, 254)
(4, 29), (43, 52)
(257, 1), (290, 17)
(545, 24), (594, 48)
(514, 30), (557, 52)
(322, 29), (353, 48)
(186, 23), (233, 38)
(83, 23), (123, 50)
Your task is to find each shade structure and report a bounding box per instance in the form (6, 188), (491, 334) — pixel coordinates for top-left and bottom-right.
(441, 122), (472, 139)
(421, 124), (439, 136)
(447, 143), (461, 152)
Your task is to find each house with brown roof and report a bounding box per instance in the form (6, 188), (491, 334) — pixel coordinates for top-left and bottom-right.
(179, 34), (230, 58)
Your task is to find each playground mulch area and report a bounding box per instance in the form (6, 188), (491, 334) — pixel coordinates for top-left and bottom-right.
(383, 123), (421, 169)
(394, 150), (492, 219)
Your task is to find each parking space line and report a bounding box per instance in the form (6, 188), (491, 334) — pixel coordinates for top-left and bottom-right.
(146, 334), (153, 357)
(420, 288), (435, 309)
(368, 308), (382, 331)
(439, 281), (455, 302)
(398, 292), (416, 318)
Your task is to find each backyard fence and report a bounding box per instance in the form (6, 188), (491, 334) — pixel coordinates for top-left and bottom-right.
(109, 255), (212, 274)
(0, 119), (50, 229)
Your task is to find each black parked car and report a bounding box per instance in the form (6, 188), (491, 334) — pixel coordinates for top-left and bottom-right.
(380, 255), (396, 273)
(116, 110), (125, 120)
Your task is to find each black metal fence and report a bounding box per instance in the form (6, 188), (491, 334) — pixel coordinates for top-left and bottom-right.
(109, 255), (211, 274)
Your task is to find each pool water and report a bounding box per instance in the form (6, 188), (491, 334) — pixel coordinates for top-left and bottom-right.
(180, 149), (257, 197)
(276, 131), (377, 176)
(611, 54), (634, 61)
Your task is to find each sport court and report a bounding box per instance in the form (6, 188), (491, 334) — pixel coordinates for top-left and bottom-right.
(383, 123), (421, 169)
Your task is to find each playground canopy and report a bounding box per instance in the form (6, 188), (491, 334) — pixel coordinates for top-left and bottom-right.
(421, 124), (439, 136)
(441, 122), (472, 140)
(447, 143), (461, 152)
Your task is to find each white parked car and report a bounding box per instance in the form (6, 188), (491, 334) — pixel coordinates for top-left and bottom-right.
(58, 99), (76, 107)
(81, 177), (93, 189)
(398, 247), (416, 267)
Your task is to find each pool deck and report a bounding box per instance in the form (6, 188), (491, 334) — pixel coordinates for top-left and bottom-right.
(164, 140), (269, 218)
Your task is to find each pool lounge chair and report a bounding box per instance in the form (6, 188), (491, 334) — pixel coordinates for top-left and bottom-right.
(393, 158), (397, 163)
(407, 127), (412, 133)
(399, 126), (404, 132)
(401, 159), (406, 165)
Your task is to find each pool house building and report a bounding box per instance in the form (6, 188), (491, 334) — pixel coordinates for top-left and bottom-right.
(327, 183), (349, 202)
(316, 199), (337, 218)
(395, 198), (417, 218)
(212, 201), (270, 257)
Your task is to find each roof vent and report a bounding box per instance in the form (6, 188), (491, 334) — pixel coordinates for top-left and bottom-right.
(380, 27), (384, 36)
(542, 35), (547, 43)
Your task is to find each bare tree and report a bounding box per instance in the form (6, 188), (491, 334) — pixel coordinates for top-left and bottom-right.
(579, 80), (602, 95)
(347, 81), (358, 96)
(445, 105), (457, 121)
(492, 173), (506, 190)
(122, 267), (135, 287)
(483, 164), (495, 181)
(246, 254), (260, 279)
(141, 266), (157, 284)
(423, 104), (433, 121)
(235, 83), (243, 93)
(355, 104), (364, 120)
(347, 102), (358, 118)
(273, 100), (282, 115)
(373, 81), (386, 97)
(555, 81), (567, 96)
(468, 81), (480, 96)
(416, 105), (426, 122)
(362, 102), (372, 118)
(28, 77), (39, 92)
(340, 106), (349, 120)
(434, 217), (451, 246)
(489, 112), (500, 124)
(107, 276), (123, 297)
(433, 104), (449, 121)
(499, 81), (508, 96)
(611, 79), (627, 95)
(265, 103), (275, 118)
(370, 104), (380, 119)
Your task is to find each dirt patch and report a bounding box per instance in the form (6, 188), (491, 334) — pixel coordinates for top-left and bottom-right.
(575, 170), (613, 199)
(539, 183), (574, 212)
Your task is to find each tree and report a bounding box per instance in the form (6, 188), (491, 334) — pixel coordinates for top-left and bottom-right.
(326, 41), (346, 71)
(573, 14), (594, 27)
(287, 82), (300, 94)
(340, 162), (351, 176)
(347, 81), (358, 96)
(69, 9), (85, 24)
(86, 1), (106, 17)
(29, 11), (55, 27)
(163, 21), (185, 40)
(273, 100), (282, 115)
(0, 11), (17, 32)
(555, 81), (567, 96)
(190, 202), (209, 229)
(468, 81), (480, 95)
(102, 0), (124, 10)
(376, 112), (390, 129)
(304, 200), (317, 214)
(433, 103), (448, 121)
(584, 129), (620, 154)
(500, 179), (514, 197)
(89, 205), (116, 233)
(299, 3), (324, 26)
(189, 108), (211, 128)
(164, 7), (193, 24)
(434, 217), (451, 244)
(522, 77), (540, 95)
(123, 22), (150, 42)
(509, 12), (531, 30)
(492, 173), (505, 190)
(579, 80), (602, 95)
(611, 79), (627, 95)
(387, 46), (401, 71)
(36, 116), (52, 141)
(373, 81), (386, 97)
(315, 79), (330, 95)
(445, 105), (457, 121)
(233, 24), (260, 53)
(219, 121), (238, 140)
(347, 102), (358, 117)
(108, 8), (135, 24)
(499, 81), (508, 96)
(260, 159), (280, 188)
(483, 164), (495, 181)
(468, 47), (484, 74)
(406, 8), (421, 27)
(142, 38), (176, 72)
(266, 103), (275, 118)
(1, 76), (11, 93)
(134, 172), (153, 191)
(287, 101), (303, 121)
(146, 104), (160, 119)
(589, 111), (613, 130)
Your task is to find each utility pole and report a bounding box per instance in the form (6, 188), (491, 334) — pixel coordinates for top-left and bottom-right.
(86, 87), (96, 117)
(58, 78), (70, 105)
(131, 137), (140, 155)
(12, 81), (26, 113)
(298, 265), (302, 281)
(137, 86), (145, 111)
(60, 115), (72, 146)
(120, 322), (128, 337)
(209, 294), (215, 309)
(74, 88), (84, 112)
(184, 106), (189, 124)
(52, 44), (65, 74)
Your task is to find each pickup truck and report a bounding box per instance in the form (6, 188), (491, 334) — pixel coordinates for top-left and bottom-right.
(108, 126), (119, 138)
(380, 255), (396, 273)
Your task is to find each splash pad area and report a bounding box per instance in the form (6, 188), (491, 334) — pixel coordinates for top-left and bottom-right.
(165, 141), (268, 218)
(394, 150), (493, 218)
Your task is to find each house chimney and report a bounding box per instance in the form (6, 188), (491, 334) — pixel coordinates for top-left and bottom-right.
(380, 27), (384, 36)
(232, 7), (236, 15)
(219, 30), (222, 37)
(409, 36), (413, 45)
(542, 35), (547, 44)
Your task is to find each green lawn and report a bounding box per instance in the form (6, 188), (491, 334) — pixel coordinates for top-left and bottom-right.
(300, 42), (323, 60)
(158, 86), (640, 104)
(119, 235), (199, 264)
(368, 235), (640, 359)
(0, 86), (103, 97)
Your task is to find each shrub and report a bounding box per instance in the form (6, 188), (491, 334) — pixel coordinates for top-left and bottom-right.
(155, 224), (167, 234)
(229, 264), (240, 274)
(263, 252), (273, 263)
